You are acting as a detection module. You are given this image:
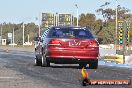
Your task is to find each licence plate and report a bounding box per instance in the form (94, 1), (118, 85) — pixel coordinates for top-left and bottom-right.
(69, 40), (81, 46)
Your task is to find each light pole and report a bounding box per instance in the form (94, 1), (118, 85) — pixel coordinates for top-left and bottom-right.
(22, 22), (25, 47)
(38, 13), (41, 37)
(0, 24), (2, 45)
(28, 34), (29, 43)
(56, 12), (58, 26)
(13, 27), (14, 47)
(75, 4), (79, 26)
(115, 0), (118, 49)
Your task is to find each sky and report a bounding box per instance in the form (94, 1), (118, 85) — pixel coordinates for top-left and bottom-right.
(0, 0), (131, 24)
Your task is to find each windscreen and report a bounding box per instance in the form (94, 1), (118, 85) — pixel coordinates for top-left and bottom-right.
(47, 28), (94, 39)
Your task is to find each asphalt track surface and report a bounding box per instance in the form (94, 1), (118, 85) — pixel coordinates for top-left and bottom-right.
(0, 49), (132, 88)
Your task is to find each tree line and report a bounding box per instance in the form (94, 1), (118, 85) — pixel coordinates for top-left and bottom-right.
(0, 2), (132, 45)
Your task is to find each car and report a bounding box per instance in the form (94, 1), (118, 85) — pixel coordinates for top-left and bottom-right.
(34, 26), (99, 69)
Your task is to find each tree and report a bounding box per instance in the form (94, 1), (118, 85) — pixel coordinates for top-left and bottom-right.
(96, 2), (131, 23)
(1, 22), (39, 45)
(96, 2), (131, 44)
(79, 13), (103, 40)
(79, 13), (96, 28)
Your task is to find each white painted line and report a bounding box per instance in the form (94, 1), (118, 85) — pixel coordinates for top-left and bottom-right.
(0, 77), (20, 79)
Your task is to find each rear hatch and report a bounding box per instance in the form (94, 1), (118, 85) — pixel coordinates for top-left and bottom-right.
(47, 27), (99, 49)
(46, 27), (99, 58)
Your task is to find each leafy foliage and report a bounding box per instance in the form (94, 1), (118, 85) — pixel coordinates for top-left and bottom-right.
(0, 2), (132, 45)
(95, 2), (132, 44)
(1, 23), (39, 45)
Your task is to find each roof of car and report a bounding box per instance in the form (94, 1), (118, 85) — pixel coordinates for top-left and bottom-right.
(49, 26), (84, 29)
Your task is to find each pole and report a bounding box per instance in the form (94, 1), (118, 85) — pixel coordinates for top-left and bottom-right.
(39, 13), (41, 37)
(57, 13), (59, 26)
(77, 8), (78, 26)
(23, 22), (25, 47)
(0, 24), (2, 45)
(71, 14), (72, 26)
(123, 21), (127, 64)
(56, 13), (59, 26)
(54, 14), (55, 26)
(28, 34), (29, 42)
(13, 28), (14, 47)
(72, 15), (75, 26)
(56, 13), (57, 26)
(115, 0), (118, 50)
(75, 4), (79, 26)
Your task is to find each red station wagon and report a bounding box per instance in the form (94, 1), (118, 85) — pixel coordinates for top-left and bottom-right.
(35, 26), (99, 69)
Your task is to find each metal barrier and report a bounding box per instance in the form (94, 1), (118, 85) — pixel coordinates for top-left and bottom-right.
(116, 50), (132, 55)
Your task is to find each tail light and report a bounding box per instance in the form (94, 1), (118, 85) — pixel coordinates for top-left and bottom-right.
(87, 40), (99, 47)
(48, 39), (61, 46)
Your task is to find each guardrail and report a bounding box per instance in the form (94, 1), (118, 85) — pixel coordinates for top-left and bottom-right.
(116, 50), (132, 55)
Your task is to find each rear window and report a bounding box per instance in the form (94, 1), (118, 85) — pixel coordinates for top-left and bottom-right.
(47, 28), (94, 39)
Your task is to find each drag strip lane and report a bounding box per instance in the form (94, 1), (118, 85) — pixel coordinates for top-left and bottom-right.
(0, 50), (132, 88)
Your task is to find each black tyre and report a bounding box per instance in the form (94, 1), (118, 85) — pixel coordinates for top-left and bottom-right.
(89, 60), (98, 69)
(34, 58), (41, 66)
(79, 63), (87, 69)
(41, 52), (50, 67)
(35, 49), (42, 66)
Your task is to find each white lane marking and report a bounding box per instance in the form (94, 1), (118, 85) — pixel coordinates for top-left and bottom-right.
(0, 77), (20, 79)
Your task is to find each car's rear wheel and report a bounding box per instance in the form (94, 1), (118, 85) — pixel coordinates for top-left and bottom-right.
(89, 60), (98, 69)
(41, 52), (50, 67)
(79, 63), (87, 69)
